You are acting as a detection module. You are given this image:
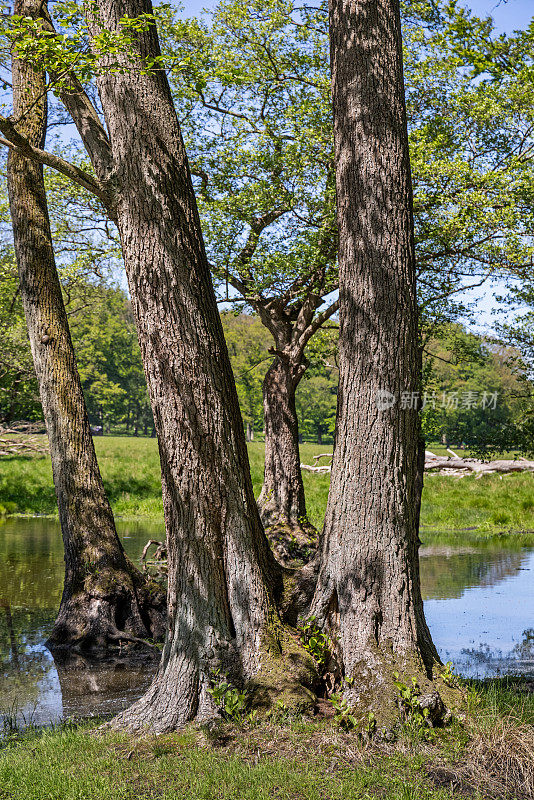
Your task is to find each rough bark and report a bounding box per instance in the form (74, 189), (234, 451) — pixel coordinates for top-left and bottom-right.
(6, 0), (165, 653)
(311, 0), (443, 720)
(257, 355), (316, 557)
(70, 0), (317, 731)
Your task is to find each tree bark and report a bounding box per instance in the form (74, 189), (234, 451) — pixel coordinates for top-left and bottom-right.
(258, 357), (312, 534)
(7, 0), (165, 653)
(312, 0), (442, 720)
(74, 0), (316, 731)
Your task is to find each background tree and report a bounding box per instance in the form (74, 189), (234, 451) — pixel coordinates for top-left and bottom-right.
(0, 247), (41, 424)
(421, 324), (533, 456)
(67, 281), (151, 434)
(221, 311), (271, 440)
(5, 0), (165, 651)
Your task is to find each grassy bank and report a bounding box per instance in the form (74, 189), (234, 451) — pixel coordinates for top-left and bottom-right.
(0, 436), (533, 537)
(1, 679), (533, 800)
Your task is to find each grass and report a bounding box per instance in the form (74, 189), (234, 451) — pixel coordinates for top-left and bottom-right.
(0, 679), (532, 800)
(1, 435), (533, 538)
(1, 437), (533, 797)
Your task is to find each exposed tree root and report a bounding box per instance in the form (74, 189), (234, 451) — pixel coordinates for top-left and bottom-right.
(46, 560), (166, 655)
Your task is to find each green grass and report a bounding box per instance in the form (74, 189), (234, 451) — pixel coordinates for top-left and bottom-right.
(421, 472), (534, 538)
(1, 436), (533, 538)
(1, 678), (532, 800)
(0, 725), (437, 800)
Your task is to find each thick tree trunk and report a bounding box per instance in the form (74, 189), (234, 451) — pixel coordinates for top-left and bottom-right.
(312, 0), (443, 722)
(7, 0), (165, 653)
(258, 357), (312, 528)
(84, 0), (316, 731)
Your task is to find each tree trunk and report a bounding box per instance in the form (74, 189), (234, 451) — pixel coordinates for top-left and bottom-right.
(7, 0), (166, 653)
(84, 0), (316, 731)
(312, 0), (443, 722)
(258, 357), (312, 537)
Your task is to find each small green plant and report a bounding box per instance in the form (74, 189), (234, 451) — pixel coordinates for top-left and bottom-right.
(207, 670), (248, 723)
(300, 617), (330, 670)
(363, 710), (377, 737)
(442, 660), (459, 688)
(245, 708), (259, 726)
(329, 693), (358, 731)
(393, 673), (433, 739)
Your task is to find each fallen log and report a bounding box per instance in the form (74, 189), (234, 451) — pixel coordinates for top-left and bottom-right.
(300, 453), (534, 476)
(424, 455), (534, 475)
(0, 428), (49, 457)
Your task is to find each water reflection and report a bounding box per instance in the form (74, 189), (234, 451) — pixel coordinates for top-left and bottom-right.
(52, 650), (158, 721)
(421, 545), (534, 678)
(0, 517), (533, 728)
(0, 517), (162, 729)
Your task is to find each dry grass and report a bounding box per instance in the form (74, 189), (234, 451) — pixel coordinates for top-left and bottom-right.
(464, 711), (534, 798)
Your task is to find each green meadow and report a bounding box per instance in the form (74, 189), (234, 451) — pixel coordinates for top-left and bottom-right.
(1, 436), (533, 540)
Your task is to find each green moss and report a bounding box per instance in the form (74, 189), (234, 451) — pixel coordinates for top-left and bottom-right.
(249, 621), (318, 715)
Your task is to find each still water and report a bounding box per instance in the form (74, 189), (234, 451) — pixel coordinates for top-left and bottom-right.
(1, 517), (533, 729)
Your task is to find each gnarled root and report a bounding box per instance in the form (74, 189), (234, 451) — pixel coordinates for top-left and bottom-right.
(46, 561), (166, 654)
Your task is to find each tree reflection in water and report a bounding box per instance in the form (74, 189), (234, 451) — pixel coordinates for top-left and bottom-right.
(1, 517), (533, 728)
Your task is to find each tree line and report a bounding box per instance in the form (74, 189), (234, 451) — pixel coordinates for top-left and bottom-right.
(1, 0), (534, 732)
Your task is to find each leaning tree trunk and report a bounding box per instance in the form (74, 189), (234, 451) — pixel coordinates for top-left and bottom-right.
(7, 0), (165, 653)
(312, 0), (447, 724)
(84, 0), (316, 732)
(258, 356), (315, 550)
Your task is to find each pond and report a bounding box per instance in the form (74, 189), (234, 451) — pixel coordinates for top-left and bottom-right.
(1, 517), (533, 730)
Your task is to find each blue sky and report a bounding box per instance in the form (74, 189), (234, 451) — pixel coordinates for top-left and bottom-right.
(179, 0), (533, 32)
(467, 0), (532, 32)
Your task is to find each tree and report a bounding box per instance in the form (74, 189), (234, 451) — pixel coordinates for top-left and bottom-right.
(311, 0), (446, 722)
(5, 0), (165, 651)
(221, 311), (271, 439)
(67, 281), (151, 434)
(1, 0), (317, 729)
(421, 324), (532, 456)
(0, 248), (41, 424)
(164, 0), (534, 535)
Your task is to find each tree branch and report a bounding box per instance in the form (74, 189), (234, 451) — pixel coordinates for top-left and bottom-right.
(296, 297), (340, 354)
(0, 119), (112, 210)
